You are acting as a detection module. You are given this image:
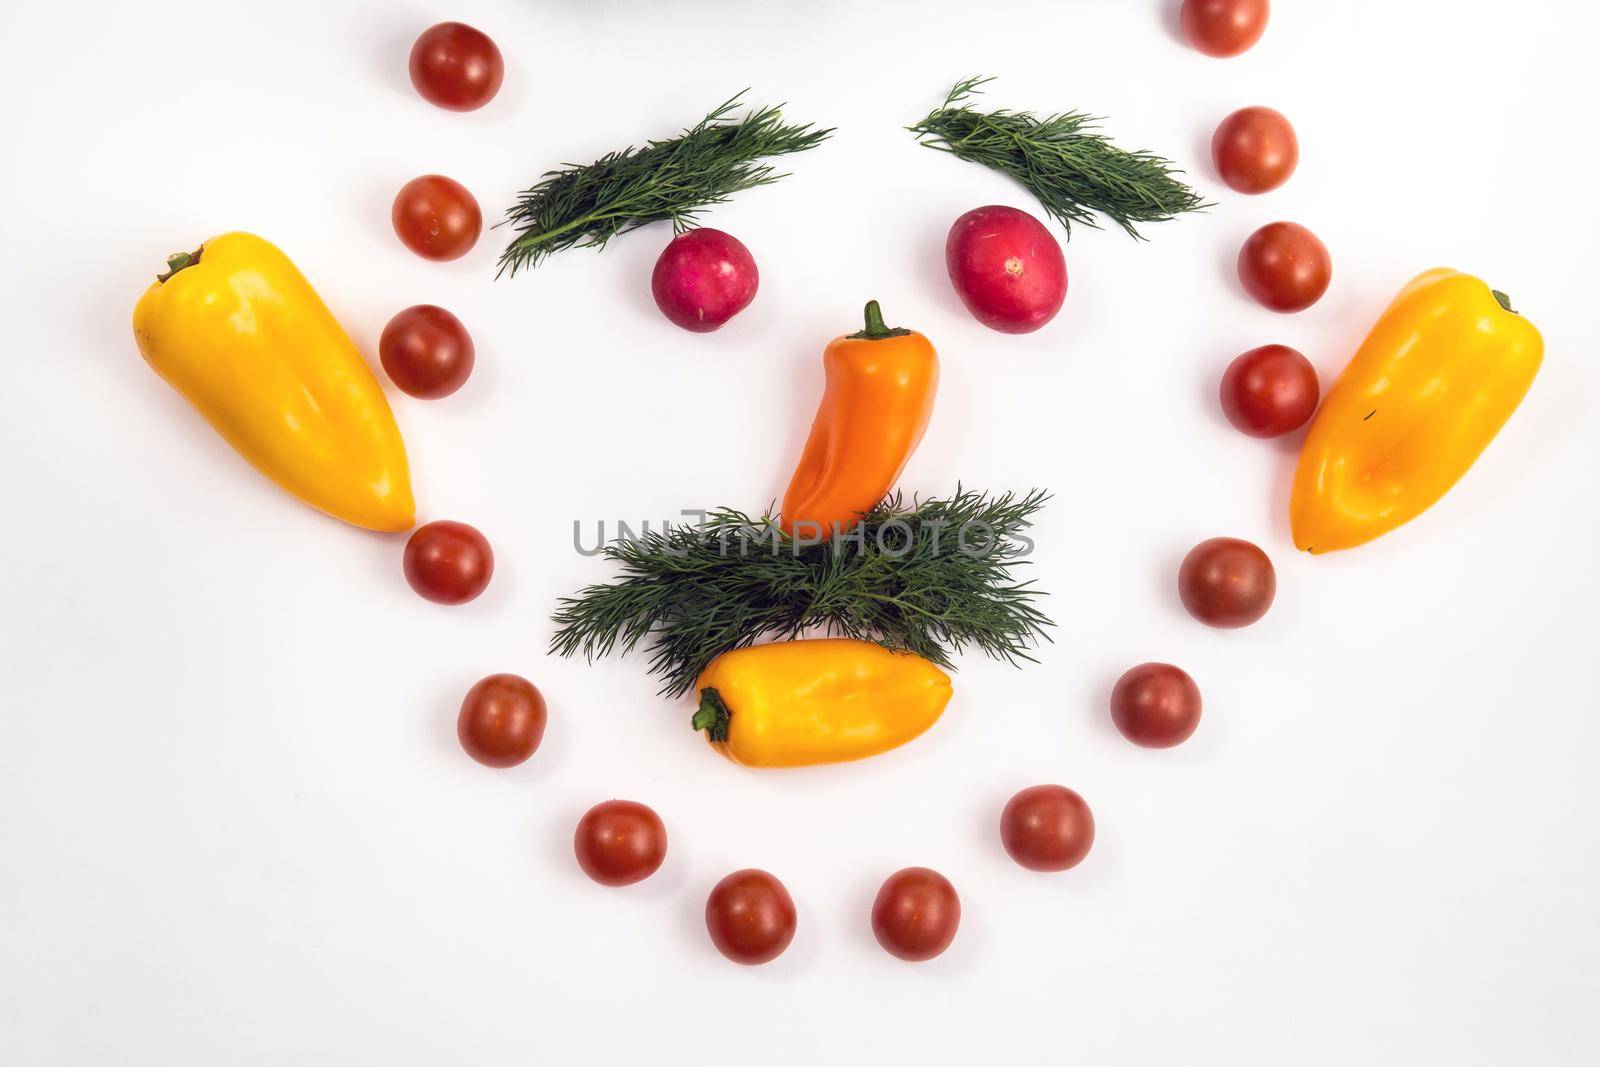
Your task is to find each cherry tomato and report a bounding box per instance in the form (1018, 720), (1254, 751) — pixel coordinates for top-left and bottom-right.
(408, 22), (504, 112)
(705, 869), (796, 965)
(403, 520), (493, 605)
(1110, 663), (1202, 748)
(1212, 106), (1298, 194)
(379, 305), (475, 399)
(1237, 221), (1331, 313)
(392, 175), (481, 262)
(1000, 785), (1095, 872)
(1179, 537), (1277, 628)
(1220, 344), (1319, 437)
(1180, 0), (1269, 57)
(574, 801), (667, 887)
(457, 673), (546, 768)
(872, 868), (961, 961)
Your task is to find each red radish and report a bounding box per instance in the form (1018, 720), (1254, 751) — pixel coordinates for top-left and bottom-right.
(945, 206), (1067, 333)
(651, 229), (758, 332)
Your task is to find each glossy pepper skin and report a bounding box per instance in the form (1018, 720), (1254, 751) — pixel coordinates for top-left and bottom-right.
(691, 639), (953, 768)
(1291, 269), (1542, 553)
(780, 301), (938, 538)
(133, 233), (415, 532)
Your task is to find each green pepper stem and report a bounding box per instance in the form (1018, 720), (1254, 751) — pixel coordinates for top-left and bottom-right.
(847, 300), (912, 340)
(156, 245), (204, 284)
(1491, 289), (1517, 315)
(691, 688), (732, 743)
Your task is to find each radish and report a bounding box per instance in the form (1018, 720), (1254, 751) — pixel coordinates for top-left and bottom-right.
(651, 228), (758, 332)
(945, 206), (1067, 333)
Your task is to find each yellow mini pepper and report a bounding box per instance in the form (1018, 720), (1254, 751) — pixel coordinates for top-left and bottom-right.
(132, 232), (415, 532)
(1291, 269), (1543, 553)
(691, 638), (953, 768)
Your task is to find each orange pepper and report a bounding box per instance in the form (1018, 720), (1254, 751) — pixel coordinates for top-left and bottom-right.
(780, 301), (939, 537)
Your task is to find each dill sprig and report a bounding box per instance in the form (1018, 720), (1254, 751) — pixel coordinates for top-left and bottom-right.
(498, 93), (831, 276)
(909, 76), (1211, 239)
(550, 489), (1054, 697)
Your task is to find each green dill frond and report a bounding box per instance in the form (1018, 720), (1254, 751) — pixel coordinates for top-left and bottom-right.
(498, 93), (831, 276)
(550, 489), (1054, 697)
(909, 76), (1210, 239)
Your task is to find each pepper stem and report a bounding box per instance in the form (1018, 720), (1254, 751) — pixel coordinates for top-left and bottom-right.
(156, 245), (204, 284)
(1491, 289), (1517, 315)
(847, 299), (912, 340)
(691, 688), (732, 743)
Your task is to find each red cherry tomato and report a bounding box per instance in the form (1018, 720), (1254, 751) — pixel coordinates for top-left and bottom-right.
(379, 305), (475, 399)
(651, 229), (759, 332)
(1110, 663), (1202, 748)
(705, 869), (796, 965)
(403, 520), (493, 604)
(1180, 0), (1269, 57)
(872, 868), (961, 961)
(1000, 785), (1095, 872)
(1178, 537), (1276, 628)
(408, 22), (504, 111)
(1220, 344), (1319, 437)
(1237, 222), (1331, 312)
(1212, 106), (1298, 194)
(392, 175), (482, 262)
(574, 801), (667, 887)
(457, 673), (546, 768)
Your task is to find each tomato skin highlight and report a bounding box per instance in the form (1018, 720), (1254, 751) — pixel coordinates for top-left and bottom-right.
(651, 229), (759, 332)
(403, 520), (493, 604)
(1000, 785), (1095, 872)
(1220, 344), (1319, 437)
(458, 674), (546, 768)
(380, 305), (475, 399)
(1181, 0), (1269, 57)
(1110, 663), (1202, 747)
(392, 175), (482, 262)
(706, 869), (796, 965)
(1178, 537), (1276, 628)
(1212, 106), (1298, 194)
(946, 205), (1067, 333)
(574, 801), (667, 886)
(1238, 221), (1331, 312)
(409, 22), (504, 111)
(872, 868), (961, 961)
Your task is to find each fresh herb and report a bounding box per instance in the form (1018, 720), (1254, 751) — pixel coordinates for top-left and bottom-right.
(498, 93), (831, 276)
(551, 488), (1054, 697)
(908, 76), (1210, 239)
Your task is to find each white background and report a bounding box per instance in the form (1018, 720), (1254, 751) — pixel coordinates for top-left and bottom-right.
(2, 1), (1596, 1063)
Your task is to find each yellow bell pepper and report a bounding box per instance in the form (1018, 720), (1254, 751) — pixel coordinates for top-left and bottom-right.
(1290, 269), (1543, 553)
(132, 232), (415, 532)
(691, 638), (953, 768)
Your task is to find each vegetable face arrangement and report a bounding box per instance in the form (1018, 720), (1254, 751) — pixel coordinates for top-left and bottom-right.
(132, 9), (1549, 968)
